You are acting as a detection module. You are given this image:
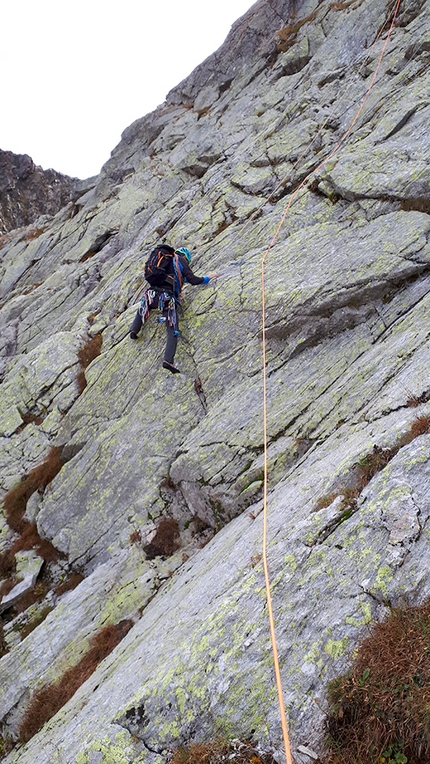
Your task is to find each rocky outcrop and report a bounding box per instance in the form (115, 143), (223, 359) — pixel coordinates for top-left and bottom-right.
(1, 0), (430, 762)
(0, 150), (78, 234)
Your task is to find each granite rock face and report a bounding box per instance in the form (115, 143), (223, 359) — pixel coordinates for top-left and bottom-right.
(0, 150), (78, 234)
(1, 0), (430, 762)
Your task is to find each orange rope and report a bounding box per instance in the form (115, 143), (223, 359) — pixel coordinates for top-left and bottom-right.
(260, 2), (402, 762)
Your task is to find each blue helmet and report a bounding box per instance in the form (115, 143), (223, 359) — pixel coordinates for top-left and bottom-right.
(176, 246), (191, 263)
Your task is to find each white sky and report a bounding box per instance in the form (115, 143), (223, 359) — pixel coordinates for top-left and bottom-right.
(1, 0), (255, 179)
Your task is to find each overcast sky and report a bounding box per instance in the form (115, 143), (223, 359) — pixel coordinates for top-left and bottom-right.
(1, 0), (255, 179)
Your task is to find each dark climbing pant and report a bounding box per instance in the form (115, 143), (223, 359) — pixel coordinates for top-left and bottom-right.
(130, 292), (178, 365)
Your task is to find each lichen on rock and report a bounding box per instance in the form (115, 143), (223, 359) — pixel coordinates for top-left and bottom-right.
(1, 0), (430, 762)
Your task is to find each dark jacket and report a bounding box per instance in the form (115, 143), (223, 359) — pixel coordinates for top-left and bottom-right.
(177, 254), (208, 286)
(156, 246), (209, 300)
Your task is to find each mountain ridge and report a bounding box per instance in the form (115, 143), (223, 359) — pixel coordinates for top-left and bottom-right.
(0, 149), (79, 235)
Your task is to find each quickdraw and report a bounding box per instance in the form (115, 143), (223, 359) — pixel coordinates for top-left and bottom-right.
(138, 289), (155, 322)
(138, 289), (179, 336)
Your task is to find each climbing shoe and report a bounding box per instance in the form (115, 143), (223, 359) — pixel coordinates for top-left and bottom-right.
(130, 332), (138, 339)
(163, 361), (180, 374)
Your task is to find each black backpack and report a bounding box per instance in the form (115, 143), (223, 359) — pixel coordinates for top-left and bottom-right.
(144, 244), (175, 288)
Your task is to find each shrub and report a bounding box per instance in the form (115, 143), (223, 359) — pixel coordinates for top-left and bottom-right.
(19, 619), (133, 742)
(129, 529), (142, 545)
(324, 600), (430, 764)
(143, 518), (180, 559)
(170, 739), (277, 764)
(356, 445), (395, 489)
(407, 415), (430, 441)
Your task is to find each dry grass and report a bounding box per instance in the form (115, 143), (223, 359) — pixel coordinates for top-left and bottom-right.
(77, 333), (103, 393)
(18, 523), (61, 561)
(315, 415), (430, 513)
(170, 739), (277, 764)
(78, 332), (103, 368)
(407, 415), (430, 441)
(21, 282), (43, 296)
(400, 199), (430, 215)
(330, 0), (366, 10)
(15, 411), (44, 432)
(0, 226), (45, 251)
(143, 518), (180, 559)
(314, 492), (340, 511)
(18, 606), (52, 640)
(21, 227), (46, 242)
(0, 578), (17, 598)
(355, 444), (395, 489)
(87, 310), (100, 325)
(276, 8), (318, 51)
(3, 447), (64, 534)
(0, 549), (16, 578)
(54, 572), (84, 597)
(323, 600), (430, 764)
(406, 392), (428, 408)
(0, 524), (62, 582)
(129, 530), (142, 545)
(0, 232), (15, 250)
(19, 619), (133, 742)
(13, 580), (51, 614)
(0, 627), (7, 659)
(0, 448), (65, 597)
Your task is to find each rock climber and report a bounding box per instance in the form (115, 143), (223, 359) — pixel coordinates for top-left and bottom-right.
(129, 245), (219, 373)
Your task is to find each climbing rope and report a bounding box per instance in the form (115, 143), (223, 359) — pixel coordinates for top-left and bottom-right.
(260, 1), (403, 761)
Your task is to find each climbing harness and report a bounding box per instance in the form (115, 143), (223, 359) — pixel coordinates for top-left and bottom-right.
(138, 288), (180, 336)
(259, 2), (403, 763)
